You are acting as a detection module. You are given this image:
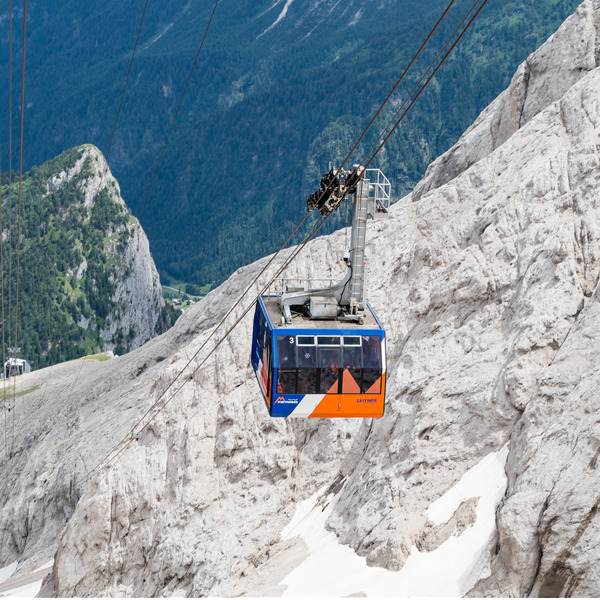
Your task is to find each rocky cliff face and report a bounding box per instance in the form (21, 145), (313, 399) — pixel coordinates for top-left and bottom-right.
(2, 1), (600, 597)
(0, 144), (172, 368)
(48, 144), (169, 353)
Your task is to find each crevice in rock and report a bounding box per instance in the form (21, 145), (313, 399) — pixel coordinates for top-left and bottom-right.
(518, 61), (532, 130)
(526, 494), (550, 597)
(355, 507), (394, 554)
(534, 492), (600, 597)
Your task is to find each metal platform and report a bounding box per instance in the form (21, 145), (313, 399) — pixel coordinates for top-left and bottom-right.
(261, 295), (381, 330)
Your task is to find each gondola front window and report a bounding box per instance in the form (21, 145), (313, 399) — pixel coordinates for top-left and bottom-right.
(276, 334), (382, 396)
(297, 338), (317, 394)
(318, 347), (340, 393)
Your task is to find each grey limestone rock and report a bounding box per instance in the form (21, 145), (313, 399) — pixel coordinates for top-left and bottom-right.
(4, 1), (600, 597)
(412, 0), (600, 202)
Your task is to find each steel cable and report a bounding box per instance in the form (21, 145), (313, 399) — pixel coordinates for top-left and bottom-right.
(84, 0), (490, 481)
(106, 0), (150, 162)
(11, 0), (27, 458)
(136, 0), (221, 221)
(364, 0), (490, 171)
(0, 98), (5, 460)
(5, 0), (14, 452)
(359, 0), (484, 169)
(84, 211), (329, 482)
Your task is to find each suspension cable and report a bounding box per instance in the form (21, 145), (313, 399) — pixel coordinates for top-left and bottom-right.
(364, 0), (490, 171)
(85, 0), (489, 481)
(337, 0), (458, 174)
(3, 0), (13, 461)
(7, 0), (13, 401)
(11, 0), (27, 457)
(136, 0), (221, 221)
(85, 209), (315, 481)
(0, 111), (5, 461)
(87, 208), (337, 481)
(84, 211), (329, 482)
(106, 0), (149, 162)
(360, 0), (483, 169)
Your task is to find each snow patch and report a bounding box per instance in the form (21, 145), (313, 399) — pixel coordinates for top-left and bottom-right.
(146, 22), (173, 47)
(33, 560), (54, 574)
(425, 444), (509, 526)
(280, 446), (508, 596)
(0, 580), (44, 598)
(0, 560), (53, 598)
(0, 564), (17, 587)
(258, 0), (295, 37)
(256, 0), (284, 20)
(349, 8), (363, 26)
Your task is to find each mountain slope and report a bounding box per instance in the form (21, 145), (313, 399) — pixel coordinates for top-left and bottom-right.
(0, 144), (175, 369)
(2, 1), (600, 596)
(0, 0), (582, 288)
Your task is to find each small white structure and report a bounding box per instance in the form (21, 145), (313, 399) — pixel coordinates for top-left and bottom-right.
(3, 358), (32, 378)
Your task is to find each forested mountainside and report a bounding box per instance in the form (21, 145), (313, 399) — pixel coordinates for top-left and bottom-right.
(0, 145), (177, 369)
(2, 1), (600, 596)
(0, 0), (581, 289)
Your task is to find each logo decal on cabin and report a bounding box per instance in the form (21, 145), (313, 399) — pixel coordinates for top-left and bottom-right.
(275, 396), (300, 405)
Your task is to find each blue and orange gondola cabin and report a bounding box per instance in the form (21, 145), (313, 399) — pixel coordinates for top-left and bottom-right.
(251, 295), (386, 418)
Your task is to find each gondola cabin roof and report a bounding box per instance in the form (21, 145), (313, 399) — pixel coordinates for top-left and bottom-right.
(258, 295), (383, 332)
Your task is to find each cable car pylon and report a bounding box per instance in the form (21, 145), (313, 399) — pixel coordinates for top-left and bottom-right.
(251, 167), (390, 418)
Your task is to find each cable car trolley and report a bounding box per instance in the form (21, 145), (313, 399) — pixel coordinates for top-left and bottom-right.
(251, 166), (390, 418)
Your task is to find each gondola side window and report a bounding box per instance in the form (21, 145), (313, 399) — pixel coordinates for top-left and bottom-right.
(277, 335), (298, 394)
(318, 347), (340, 393)
(276, 335), (317, 394)
(362, 335), (382, 393)
(254, 307), (274, 398)
(342, 344), (363, 392)
(252, 308), (263, 366)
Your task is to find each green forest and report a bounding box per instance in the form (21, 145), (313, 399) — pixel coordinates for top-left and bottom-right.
(0, 0), (582, 290)
(0, 146), (176, 370)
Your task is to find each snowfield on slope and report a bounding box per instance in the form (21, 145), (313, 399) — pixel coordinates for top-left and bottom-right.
(280, 446), (508, 596)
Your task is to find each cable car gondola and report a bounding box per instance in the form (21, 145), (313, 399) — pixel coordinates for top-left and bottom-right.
(251, 167), (390, 418)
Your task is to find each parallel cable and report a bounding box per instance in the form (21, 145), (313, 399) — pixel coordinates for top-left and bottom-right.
(360, 0), (483, 168)
(125, 211), (332, 451)
(85, 209), (313, 481)
(7, 0), (13, 407)
(106, 0), (149, 161)
(11, 0), (27, 457)
(85, 211), (329, 482)
(364, 0), (490, 171)
(136, 0), (221, 221)
(84, 0), (489, 481)
(0, 107), (5, 460)
(338, 0), (458, 172)
(2, 0), (13, 461)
